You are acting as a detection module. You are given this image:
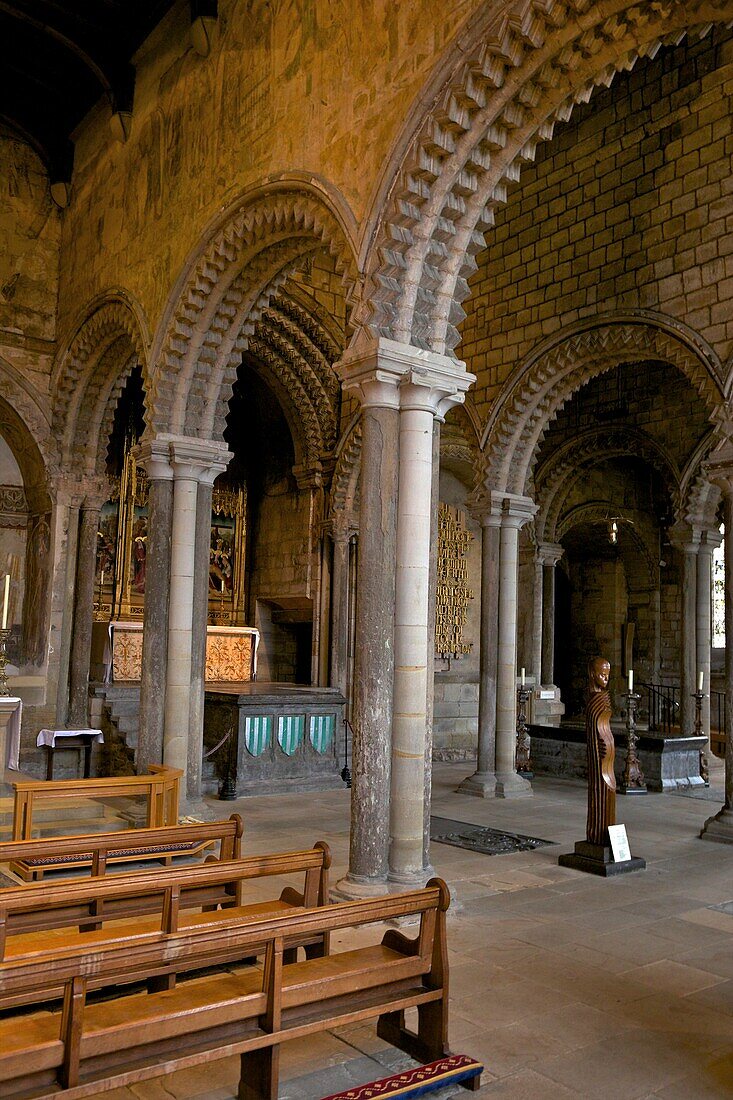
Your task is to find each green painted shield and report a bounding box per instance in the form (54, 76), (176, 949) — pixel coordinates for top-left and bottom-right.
(244, 715), (271, 757)
(309, 713), (335, 754)
(277, 714), (304, 756)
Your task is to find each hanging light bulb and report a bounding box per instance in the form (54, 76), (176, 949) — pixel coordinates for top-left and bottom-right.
(609, 519), (618, 545)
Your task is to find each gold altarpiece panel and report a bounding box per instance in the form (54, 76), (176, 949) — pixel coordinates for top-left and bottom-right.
(110, 621), (259, 683)
(435, 502), (474, 659)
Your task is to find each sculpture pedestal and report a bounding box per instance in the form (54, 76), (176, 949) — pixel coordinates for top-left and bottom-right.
(559, 840), (646, 877)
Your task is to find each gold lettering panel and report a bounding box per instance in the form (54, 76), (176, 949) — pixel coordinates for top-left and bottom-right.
(435, 503), (474, 658)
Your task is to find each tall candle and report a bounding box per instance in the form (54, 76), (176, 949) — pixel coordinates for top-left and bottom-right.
(628, 668), (633, 692)
(521, 667), (525, 687)
(698, 670), (704, 692)
(1, 573), (8, 630)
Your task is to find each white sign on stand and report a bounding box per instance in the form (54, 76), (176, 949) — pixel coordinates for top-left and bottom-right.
(607, 824), (631, 863)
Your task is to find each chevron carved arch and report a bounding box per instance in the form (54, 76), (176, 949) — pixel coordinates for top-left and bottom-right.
(480, 319), (724, 498)
(53, 298), (149, 471)
(330, 416), (362, 522)
(535, 425), (680, 544)
(365, 1), (733, 354)
(150, 186), (357, 441)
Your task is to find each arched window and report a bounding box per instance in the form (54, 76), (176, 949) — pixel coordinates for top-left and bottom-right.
(713, 524), (725, 649)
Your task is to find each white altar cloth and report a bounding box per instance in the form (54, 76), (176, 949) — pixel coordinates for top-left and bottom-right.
(37, 728), (104, 748)
(2, 696), (22, 770)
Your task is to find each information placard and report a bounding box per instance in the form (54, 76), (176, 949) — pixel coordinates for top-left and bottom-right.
(607, 824), (631, 863)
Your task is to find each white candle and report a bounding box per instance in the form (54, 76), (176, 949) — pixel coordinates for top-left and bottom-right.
(521, 667), (525, 687)
(698, 670), (704, 692)
(628, 668), (633, 693)
(1, 573), (8, 630)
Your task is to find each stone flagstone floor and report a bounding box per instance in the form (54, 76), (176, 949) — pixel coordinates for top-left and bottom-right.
(9, 758), (733, 1099)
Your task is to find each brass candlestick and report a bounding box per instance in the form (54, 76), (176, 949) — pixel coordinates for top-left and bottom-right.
(0, 627), (11, 697)
(516, 684), (533, 779)
(693, 689), (709, 787)
(619, 689), (646, 794)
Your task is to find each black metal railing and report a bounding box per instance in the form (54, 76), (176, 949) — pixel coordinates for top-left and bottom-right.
(639, 682), (680, 734)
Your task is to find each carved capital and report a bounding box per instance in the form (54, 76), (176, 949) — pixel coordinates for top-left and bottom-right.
(537, 541), (564, 567)
(336, 337), (474, 416)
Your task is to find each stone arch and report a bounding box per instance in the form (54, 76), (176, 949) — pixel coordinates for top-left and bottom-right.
(149, 182), (359, 441)
(535, 425), (680, 544)
(441, 402), (480, 491)
(364, 1), (733, 354)
(558, 501), (657, 586)
(480, 316), (724, 498)
(53, 296), (150, 474)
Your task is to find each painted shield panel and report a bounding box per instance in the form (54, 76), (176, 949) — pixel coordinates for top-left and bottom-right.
(244, 715), (271, 757)
(309, 713), (335, 754)
(277, 714), (304, 756)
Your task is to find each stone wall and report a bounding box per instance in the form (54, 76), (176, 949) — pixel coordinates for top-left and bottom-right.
(459, 27), (733, 418)
(58, 0), (480, 340)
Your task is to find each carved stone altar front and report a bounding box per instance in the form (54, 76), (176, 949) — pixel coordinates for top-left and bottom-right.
(111, 622), (259, 683)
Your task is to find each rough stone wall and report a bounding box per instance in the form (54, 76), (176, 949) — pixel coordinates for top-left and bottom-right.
(58, 0), (480, 338)
(459, 27), (733, 420)
(0, 127), (58, 411)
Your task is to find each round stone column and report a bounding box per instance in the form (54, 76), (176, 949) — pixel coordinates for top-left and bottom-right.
(671, 524), (699, 737)
(335, 338), (474, 894)
(697, 530), (720, 744)
(53, 487), (82, 726)
(135, 440), (173, 773)
(495, 495), (536, 799)
(68, 487), (107, 728)
(329, 518), (353, 698)
(701, 465), (733, 841)
(457, 511), (501, 797)
(539, 543), (564, 685)
(162, 438), (230, 795)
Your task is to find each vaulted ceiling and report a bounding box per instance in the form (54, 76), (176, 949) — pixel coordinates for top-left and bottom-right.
(0, 1), (187, 182)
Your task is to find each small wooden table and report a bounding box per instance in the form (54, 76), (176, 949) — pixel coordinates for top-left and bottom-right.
(36, 728), (104, 780)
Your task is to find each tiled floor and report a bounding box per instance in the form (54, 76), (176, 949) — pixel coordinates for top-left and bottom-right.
(10, 759), (733, 1099)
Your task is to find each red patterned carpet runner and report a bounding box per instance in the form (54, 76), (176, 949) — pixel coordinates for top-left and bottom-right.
(319, 1054), (483, 1100)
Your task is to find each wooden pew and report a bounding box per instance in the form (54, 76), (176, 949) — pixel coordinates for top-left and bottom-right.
(1, 813), (242, 881)
(0, 843), (331, 979)
(11, 764), (182, 849)
(0, 879), (469, 1100)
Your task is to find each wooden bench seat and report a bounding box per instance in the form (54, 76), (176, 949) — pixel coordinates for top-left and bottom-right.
(0, 845), (332, 993)
(0, 879), (472, 1100)
(1, 812), (242, 882)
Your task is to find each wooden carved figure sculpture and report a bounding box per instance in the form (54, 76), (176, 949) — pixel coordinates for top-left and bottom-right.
(585, 656), (616, 846)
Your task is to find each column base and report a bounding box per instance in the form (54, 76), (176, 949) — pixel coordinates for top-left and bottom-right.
(332, 873), (389, 901)
(559, 840), (646, 877)
(700, 806), (733, 844)
(495, 771), (533, 798)
(456, 770), (496, 798)
(179, 798), (218, 822)
(388, 866), (435, 889)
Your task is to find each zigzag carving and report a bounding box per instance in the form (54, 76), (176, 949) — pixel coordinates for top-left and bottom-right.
(482, 323), (723, 496)
(367, 1), (733, 353)
(54, 302), (147, 463)
(151, 190), (356, 438)
(330, 419), (362, 518)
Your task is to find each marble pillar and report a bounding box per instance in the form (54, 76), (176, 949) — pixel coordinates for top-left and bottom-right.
(532, 553), (543, 688)
(68, 493), (105, 728)
(458, 512), (501, 797)
(495, 495), (536, 798)
(701, 469), (733, 841)
(135, 441), (173, 773)
(335, 338), (473, 894)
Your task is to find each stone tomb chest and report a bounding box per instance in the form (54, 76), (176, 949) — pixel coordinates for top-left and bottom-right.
(204, 683), (347, 796)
